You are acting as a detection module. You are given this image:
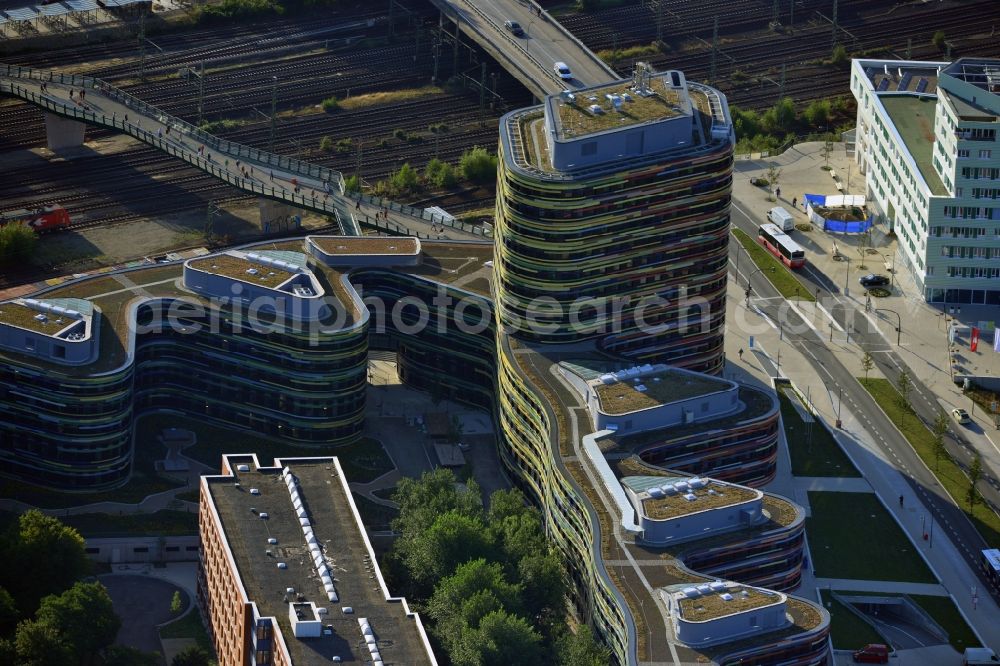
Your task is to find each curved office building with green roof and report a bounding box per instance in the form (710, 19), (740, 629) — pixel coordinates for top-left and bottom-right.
(0, 67), (828, 666)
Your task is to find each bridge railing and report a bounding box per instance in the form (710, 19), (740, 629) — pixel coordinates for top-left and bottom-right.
(0, 63), (346, 192)
(1, 63), (489, 239)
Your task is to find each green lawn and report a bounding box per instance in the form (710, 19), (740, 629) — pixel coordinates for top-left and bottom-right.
(858, 378), (1000, 548)
(159, 607), (214, 653)
(778, 387), (860, 477)
(818, 590), (887, 650)
(910, 594), (981, 652)
(138, 413), (395, 483)
(60, 510), (198, 538)
(806, 491), (936, 583)
(732, 227), (816, 302)
(820, 590), (980, 653)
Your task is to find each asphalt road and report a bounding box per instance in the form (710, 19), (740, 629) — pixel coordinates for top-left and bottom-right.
(728, 202), (1000, 603)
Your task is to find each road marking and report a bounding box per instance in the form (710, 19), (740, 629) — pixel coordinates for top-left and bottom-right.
(788, 302), (818, 332)
(816, 302), (844, 332)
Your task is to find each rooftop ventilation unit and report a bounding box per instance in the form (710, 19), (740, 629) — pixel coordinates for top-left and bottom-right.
(661, 484), (678, 495)
(683, 493), (697, 501)
(696, 584), (712, 594)
(246, 268), (259, 276)
(250, 488), (260, 495)
(674, 481), (690, 492)
(588, 104), (604, 115)
(682, 587), (700, 598)
(689, 478), (707, 489)
(268, 538), (278, 545)
(636, 384), (647, 392)
(720, 593), (734, 601)
(647, 487), (664, 499)
(237, 464), (250, 472)
(599, 373), (617, 385)
(342, 607), (354, 614)
(259, 512), (269, 519)
(709, 581), (727, 592)
(277, 562), (287, 569)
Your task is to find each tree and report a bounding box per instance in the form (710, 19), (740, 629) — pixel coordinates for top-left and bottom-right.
(765, 164), (782, 201)
(0, 510), (88, 615)
(804, 100), (832, 129)
(399, 511), (494, 588)
(967, 453), (983, 510)
(392, 468), (483, 540)
(387, 162), (420, 196)
(0, 224), (37, 264)
(830, 43), (849, 66)
(428, 559), (522, 627)
(171, 645), (214, 666)
(517, 552), (566, 627)
(459, 146), (498, 184)
(932, 30), (946, 51)
(170, 590), (184, 615)
(14, 620), (73, 666)
(0, 587), (17, 636)
(896, 370), (912, 423)
(425, 158), (458, 189)
(450, 610), (543, 666)
(761, 97), (795, 135)
(35, 581), (120, 664)
(861, 351), (875, 383)
(820, 139), (834, 168)
(932, 410), (949, 470)
(556, 625), (611, 666)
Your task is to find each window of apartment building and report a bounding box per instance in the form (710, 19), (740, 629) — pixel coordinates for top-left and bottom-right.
(133, 547), (149, 553)
(53, 345), (66, 359)
(956, 187), (963, 197)
(980, 149), (993, 159)
(958, 149), (970, 158)
(24, 337), (35, 352)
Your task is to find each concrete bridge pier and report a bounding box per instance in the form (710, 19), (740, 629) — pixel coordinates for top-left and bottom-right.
(43, 112), (86, 152)
(258, 198), (303, 234)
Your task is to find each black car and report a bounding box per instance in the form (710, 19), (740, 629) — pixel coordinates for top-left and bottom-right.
(504, 20), (524, 36)
(858, 274), (890, 288)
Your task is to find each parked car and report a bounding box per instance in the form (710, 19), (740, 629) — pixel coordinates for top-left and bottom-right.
(858, 274), (891, 288)
(852, 643), (889, 664)
(554, 61), (573, 80)
(504, 20), (524, 36)
(952, 407), (971, 424)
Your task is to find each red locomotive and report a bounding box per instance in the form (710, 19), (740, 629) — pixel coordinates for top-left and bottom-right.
(0, 205), (71, 233)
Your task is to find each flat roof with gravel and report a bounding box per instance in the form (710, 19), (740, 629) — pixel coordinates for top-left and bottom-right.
(595, 370), (729, 415)
(311, 237), (420, 256)
(205, 457), (433, 666)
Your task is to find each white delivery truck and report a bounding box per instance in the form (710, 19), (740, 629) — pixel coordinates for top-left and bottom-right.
(767, 206), (795, 232)
(963, 647), (998, 665)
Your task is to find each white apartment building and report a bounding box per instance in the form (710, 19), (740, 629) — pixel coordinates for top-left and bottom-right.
(851, 58), (1000, 304)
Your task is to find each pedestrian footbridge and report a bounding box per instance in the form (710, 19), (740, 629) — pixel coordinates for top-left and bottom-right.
(0, 63), (489, 241)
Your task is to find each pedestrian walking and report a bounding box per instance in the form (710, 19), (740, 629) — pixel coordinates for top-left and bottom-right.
(157, 128), (163, 139)
(899, 495), (904, 508)
(225, 159), (229, 168)
(775, 186), (781, 199)
(124, 113), (128, 123)
(269, 170), (274, 181)
(792, 196), (797, 209)
(69, 90), (74, 100)
(738, 348), (744, 360)
(355, 199), (360, 211)
(79, 90), (84, 101)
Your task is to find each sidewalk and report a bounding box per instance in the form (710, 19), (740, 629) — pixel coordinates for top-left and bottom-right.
(733, 141), (1000, 513)
(723, 281), (1000, 651)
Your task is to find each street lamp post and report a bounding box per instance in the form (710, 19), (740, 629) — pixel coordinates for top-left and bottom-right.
(843, 256), (852, 297)
(526, 19), (536, 56)
(881, 250), (896, 288)
(875, 308), (902, 345)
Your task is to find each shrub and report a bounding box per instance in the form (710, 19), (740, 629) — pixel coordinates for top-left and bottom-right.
(377, 138), (390, 148)
(319, 135), (333, 152)
(320, 96), (339, 112)
(803, 99), (832, 128)
(459, 147), (497, 185)
(388, 163), (420, 196)
(428, 123), (449, 133)
(0, 223), (37, 263)
(830, 44), (849, 66)
(392, 128), (409, 141)
(932, 30), (946, 51)
(425, 158), (458, 189)
(335, 138), (353, 153)
(731, 69), (749, 82)
(343, 174), (360, 193)
(196, 0), (281, 23)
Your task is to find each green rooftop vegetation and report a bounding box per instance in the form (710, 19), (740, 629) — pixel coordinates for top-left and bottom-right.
(879, 95), (948, 196)
(554, 82), (684, 138)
